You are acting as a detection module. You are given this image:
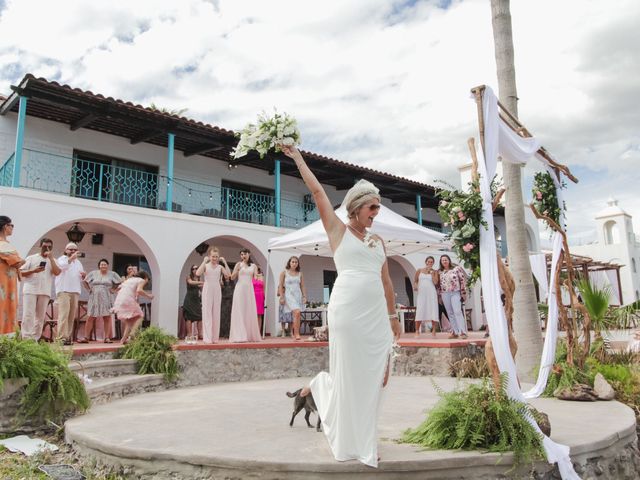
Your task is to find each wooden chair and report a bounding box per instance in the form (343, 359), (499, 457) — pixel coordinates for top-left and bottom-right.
(72, 300), (94, 341)
(41, 298), (58, 342)
(300, 310), (323, 335)
(402, 307), (417, 333)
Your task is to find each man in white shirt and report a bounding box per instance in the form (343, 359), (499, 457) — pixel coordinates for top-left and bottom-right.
(20, 238), (61, 340)
(55, 242), (86, 345)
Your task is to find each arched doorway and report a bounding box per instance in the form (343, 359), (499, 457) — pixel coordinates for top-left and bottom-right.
(20, 219), (158, 341)
(178, 235), (274, 338)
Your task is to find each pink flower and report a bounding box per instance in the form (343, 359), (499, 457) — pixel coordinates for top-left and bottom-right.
(462, 243), (475, 252)
(457, 211), (466, 221)
(440, 200), (448, 207)
(444, 222), (449, 227)
(536, 191), (543, 200)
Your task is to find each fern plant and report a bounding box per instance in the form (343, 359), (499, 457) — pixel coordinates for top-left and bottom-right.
(118, 326), (179, 381)
(0, 336), (90, 423)
(401, 376), (544, 468)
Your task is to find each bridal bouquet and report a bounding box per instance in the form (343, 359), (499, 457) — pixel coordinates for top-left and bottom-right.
(232, 110), (301, 159)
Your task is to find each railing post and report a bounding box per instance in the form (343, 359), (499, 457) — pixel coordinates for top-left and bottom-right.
(97, 163), (104, 202)
(166, 133), (175, 211)
(224, 188), (230, 220)
(274, 159), (281, 227)
(415, 194), (423, 225)
(12, 96), (28, 188)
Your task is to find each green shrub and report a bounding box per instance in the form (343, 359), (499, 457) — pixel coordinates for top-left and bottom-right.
(401, 376), (544, 468)
(542, 361), (590, 397)
(0, 336), (90, 423)
(118, 326), (179, 381)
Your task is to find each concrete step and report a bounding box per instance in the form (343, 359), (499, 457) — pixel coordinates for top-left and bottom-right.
(85, 374), (167, 405)
(69, 359), (138, 379)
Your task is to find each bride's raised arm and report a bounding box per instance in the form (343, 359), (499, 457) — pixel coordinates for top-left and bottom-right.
(280, 145), (345, 250)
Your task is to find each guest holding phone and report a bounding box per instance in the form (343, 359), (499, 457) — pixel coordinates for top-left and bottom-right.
(20, 238), (61, 340)
(55, 242), (86, 345)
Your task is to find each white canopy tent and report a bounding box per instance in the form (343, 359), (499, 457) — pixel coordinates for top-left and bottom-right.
(263, 204), (450, 337)
(268, 204), (449, 256)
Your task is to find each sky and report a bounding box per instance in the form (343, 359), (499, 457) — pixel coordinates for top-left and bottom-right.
(0, 0), (638, 246)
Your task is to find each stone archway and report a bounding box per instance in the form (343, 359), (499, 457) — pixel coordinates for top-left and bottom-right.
(177, 235), (275, 338)
(20, 217), (160, 340)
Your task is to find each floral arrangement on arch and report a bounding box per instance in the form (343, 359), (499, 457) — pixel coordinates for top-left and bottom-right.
(232, 110), (301, 159)
(436, 179), (487, 286)
(531, 171), (565, 226)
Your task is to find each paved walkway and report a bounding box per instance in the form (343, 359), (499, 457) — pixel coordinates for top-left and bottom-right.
(65, 376), (636, 479)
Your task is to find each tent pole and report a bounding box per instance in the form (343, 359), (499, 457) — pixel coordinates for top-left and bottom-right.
(263, 250), (271, 338)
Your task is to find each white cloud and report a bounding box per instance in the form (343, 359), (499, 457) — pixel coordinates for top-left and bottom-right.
(0, 0), (638, 241)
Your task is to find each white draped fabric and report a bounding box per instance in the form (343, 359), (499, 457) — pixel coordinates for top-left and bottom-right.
(477, 87), (579, 479)
(523, 155), (565, 400)
(529, 253), (549, 301)
(523, 232), (563, 399)
(605, 270), (621, 305)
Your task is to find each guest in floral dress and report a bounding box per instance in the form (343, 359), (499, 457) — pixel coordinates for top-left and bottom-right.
(0, 216), (25, 335)
(437, 254), (468, 339)
(81, 259), (122, 343)
(112, 271), (153, 344)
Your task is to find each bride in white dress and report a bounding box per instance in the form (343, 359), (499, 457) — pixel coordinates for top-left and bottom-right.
(281, 145), (402, 468)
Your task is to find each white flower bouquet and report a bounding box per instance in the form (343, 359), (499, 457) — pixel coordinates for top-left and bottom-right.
(232, 110), (301, 159)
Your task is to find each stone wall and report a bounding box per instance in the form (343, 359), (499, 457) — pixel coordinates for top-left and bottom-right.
(72, 343), (485, 388)
(174, 346), (330, 387)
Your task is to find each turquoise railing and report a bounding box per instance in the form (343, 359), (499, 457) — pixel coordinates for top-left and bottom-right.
(0, 153), (15, 186)
(10, 148), (319, 229)
(72, 157), (159, 208)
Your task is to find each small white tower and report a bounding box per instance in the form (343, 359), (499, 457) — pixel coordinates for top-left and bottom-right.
(573, 198), (640, 304)
(596, 198), (633, 246)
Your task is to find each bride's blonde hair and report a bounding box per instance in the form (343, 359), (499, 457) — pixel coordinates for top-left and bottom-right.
(341, 179), (381, 219)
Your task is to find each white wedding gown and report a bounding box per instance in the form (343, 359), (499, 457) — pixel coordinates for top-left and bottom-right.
(310, 229), (393, 468)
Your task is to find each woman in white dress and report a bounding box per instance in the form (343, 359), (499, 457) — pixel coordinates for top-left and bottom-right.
(278, 256), (308, 340)
(413, 256), (439, 337)
(282, 145), (401, 468)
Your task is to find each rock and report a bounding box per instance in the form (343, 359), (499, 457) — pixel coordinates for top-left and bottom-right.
(593, 373), (616, 400)
(554, 383), (599, 401)
(530, 407), (551, 436)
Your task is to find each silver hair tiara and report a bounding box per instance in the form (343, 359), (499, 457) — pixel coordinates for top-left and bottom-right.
(341, 180), (380, 210)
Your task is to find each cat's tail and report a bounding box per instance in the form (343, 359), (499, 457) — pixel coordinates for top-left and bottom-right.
(286, 389), (302, 398)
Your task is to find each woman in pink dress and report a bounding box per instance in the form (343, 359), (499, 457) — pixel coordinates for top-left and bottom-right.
(196, 246), (231, 343)
(112, 271), (153, 344)
(229, 248), (261, 343)
(253, 266), (265, 334)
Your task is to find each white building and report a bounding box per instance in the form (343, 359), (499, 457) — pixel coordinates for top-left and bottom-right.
(572, 199), (640, 304)
(1, 74), (450, 337)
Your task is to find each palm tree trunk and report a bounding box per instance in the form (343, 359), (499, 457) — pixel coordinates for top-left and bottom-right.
(490, 0), (543, 382)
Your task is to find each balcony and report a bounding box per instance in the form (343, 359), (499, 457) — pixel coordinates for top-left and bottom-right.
(0, 149), (319, 229)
